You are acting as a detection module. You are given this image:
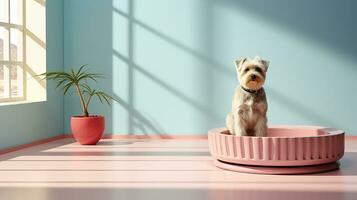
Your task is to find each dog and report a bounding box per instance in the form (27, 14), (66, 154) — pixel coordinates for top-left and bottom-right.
(226, 56), (269, 136)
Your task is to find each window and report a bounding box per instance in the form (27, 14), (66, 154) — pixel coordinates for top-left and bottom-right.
(0, 0), (24, 102)
(0, 0), (46, 103)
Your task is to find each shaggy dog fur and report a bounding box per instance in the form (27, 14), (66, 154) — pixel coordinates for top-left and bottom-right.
(226, 56), (269, 136)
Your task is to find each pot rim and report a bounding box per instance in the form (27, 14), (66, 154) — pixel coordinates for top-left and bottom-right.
(71, 115), (104, 119)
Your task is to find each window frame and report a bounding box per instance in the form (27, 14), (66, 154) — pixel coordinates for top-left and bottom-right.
(0, 0), (26, 103)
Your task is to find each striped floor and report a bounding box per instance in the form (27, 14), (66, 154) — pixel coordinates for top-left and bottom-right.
(0, 137), (356, 200)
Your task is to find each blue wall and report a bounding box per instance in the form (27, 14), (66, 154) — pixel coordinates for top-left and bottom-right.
(0, 0), (64, 149)
(64, 0), (357, 135)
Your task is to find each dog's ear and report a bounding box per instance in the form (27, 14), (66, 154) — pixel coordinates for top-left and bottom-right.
(260, 59), (269, 72)
(254, 56), (269, 72)
(234, 58), (247, 71)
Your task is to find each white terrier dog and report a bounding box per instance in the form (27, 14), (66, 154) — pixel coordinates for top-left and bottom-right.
(226, 56), (269, 136)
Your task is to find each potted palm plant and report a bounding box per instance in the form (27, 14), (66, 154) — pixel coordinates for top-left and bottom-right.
(39, 65), (117, 145)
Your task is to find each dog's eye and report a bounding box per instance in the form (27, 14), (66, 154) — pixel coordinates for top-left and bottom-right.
(255, 67), (262, 73)
(244, 68), (249, 72)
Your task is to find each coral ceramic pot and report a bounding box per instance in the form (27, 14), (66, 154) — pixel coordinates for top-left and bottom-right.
(71, 115), (105, 145)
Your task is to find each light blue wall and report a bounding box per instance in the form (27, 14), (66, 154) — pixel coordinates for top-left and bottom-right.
(64, 0), (357, 135)
(0, 0), (64, 149)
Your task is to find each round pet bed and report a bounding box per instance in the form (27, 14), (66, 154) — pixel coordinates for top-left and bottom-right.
(208, 125), (345, 174)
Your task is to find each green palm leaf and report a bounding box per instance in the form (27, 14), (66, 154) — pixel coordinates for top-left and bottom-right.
(37, 65), (117, 117)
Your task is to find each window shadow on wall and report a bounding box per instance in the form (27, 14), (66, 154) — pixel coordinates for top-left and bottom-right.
(110, 0), (357, 135)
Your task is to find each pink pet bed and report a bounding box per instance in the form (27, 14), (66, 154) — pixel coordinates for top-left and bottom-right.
(208, 125), (345, 174)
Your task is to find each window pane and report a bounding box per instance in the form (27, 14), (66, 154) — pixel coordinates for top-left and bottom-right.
(10, 28), (22, 61)
(0, 0), (9, 23)
(10, 0), (22, 25)
(0, 27), (9, 61)
(0, 65), (9, 98)
(10, 65), (22, 97)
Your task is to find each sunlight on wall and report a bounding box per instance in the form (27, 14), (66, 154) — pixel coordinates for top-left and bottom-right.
(64, 0), (357, 135)
(25, 0), (46, 102)
(111, 0), (221, 134)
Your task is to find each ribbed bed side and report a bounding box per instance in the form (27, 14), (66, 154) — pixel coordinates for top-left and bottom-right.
(208, 131), (344, 163)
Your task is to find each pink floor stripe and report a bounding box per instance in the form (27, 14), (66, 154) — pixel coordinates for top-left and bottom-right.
(64, 134), (208, 140)
(1, 133), (356, 158)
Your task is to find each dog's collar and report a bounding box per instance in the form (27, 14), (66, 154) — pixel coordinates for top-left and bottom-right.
(241, 86), (259, 94)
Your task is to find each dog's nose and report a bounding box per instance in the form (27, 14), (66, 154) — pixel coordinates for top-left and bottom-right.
(251, 74), (257, 80)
